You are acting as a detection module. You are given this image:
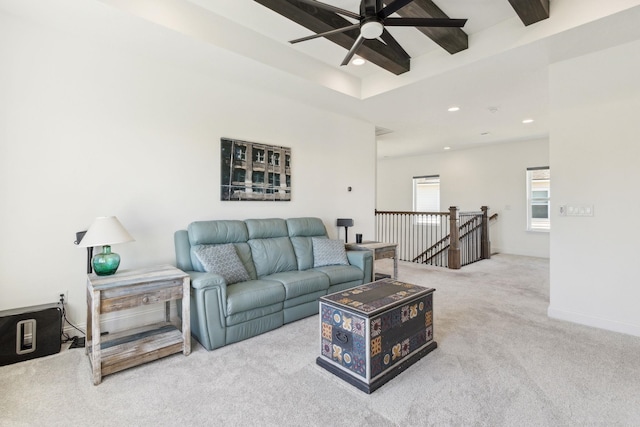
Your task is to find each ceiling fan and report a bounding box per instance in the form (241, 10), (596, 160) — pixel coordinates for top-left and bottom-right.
(288, 0), (468, 66)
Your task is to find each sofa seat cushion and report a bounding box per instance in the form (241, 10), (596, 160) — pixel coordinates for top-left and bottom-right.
(226, 279), (285, 315)
(312, 264), (364, 286)
(283, 289), (327, 309)
(262, 270), (330, 300)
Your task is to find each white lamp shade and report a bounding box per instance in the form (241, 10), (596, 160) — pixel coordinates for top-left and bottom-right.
(78, 216), (135, 248)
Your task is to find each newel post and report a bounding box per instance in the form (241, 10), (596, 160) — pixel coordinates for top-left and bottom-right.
(481, 206), (491, 260)
(448, 206), (461, 269)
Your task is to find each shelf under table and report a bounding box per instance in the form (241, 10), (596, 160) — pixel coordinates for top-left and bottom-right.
(88, 322), (184, 376)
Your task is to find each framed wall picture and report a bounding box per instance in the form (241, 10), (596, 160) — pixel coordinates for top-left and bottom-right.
(220, 138), (291, 201)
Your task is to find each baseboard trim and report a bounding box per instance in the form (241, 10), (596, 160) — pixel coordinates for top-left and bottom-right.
(548, 306), (640, 337)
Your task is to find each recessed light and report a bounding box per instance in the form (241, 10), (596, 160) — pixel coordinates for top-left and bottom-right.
(447, 106), (460, 112)
(352, 57), (366, 66)
(443, 146), (451, 150)
(522, 118), (534, 124)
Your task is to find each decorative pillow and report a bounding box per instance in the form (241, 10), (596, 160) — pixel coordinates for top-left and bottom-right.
(312, 237), (349, 268)
(193, 244), (250, 284)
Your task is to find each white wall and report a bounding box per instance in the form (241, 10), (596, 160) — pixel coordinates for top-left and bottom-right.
(376, 139), (550, 258)
(548, 39), (640, 337)
(0, 10), (376, 330)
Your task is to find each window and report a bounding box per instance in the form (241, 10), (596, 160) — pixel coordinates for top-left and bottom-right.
(527, 167), (550, 231)
(253, 149), (265, 163)
(269, 152), (280, 166)
(233, 168), (245, 183)
(234, 146), (246, 161)
(413, 176), (440, 224)
(268, 172), (280, 193)
(253, 171), (264, 193)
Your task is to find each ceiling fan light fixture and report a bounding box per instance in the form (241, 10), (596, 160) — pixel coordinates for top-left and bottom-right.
(352, 57), (366, 66)
(361, 20), (384, 39)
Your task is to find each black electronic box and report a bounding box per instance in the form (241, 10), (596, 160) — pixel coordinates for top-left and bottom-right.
(0, 303), (62, 366)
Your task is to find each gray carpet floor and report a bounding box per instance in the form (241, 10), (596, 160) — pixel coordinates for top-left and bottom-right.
(1, 254), (639, 426)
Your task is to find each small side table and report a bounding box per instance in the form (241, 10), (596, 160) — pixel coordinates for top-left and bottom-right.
(86, 265), (190, 385)
(346, 241), (398, 279)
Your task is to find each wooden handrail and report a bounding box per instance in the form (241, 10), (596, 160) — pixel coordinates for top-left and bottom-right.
(375, 209), (448, 216)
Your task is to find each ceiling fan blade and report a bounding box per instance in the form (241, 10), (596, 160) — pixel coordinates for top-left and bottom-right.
(293, 0), (361, 20)
(379, 0), (415, 19)
(341, 35), (365, 66)
(289, 24), (359, 44)
(380, 28), (409, 56)
(384, 17), (467, 27)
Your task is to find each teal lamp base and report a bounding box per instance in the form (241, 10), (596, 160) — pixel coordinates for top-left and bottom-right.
(92, 245), (121, 276)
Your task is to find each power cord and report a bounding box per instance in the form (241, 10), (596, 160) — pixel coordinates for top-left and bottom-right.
(58, 294), (85, 348)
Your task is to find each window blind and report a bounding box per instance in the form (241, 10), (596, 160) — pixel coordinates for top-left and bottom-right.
(413, 176), (440, 212)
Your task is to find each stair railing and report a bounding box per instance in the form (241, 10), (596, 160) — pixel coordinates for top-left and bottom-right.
(375, 206), (495, 269)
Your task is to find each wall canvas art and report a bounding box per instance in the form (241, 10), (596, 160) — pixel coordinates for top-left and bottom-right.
(221, 138), (291, 201)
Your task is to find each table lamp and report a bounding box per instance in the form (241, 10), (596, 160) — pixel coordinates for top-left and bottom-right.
(78, 216), (134, 276)
(336, 218), (354, 243)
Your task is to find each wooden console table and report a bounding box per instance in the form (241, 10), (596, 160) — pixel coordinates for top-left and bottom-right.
(346, 241), (398, 279)
(86, 265), (190, 385)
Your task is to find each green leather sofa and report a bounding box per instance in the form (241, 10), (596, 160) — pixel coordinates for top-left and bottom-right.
(174, 217), (373, 351)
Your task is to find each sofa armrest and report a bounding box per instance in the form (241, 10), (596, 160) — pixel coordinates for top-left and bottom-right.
(187, 271), (229, 350)
(190, 271), (227, 289)
(346, 250), (373, 283)
(189, 271), (229, 313)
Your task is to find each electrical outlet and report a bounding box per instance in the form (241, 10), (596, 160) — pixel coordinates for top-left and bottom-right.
(58, 290), (68, 305)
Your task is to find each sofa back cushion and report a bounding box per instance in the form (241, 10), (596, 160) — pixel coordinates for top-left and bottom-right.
(188, 220), (249, 245)
(286, 217), (327, 237)
(187, 220), (252, 274)
(245, 218), (289, 239)
(248, 237), (298, 277)
(245, 218), (297, 277)
(287, 217), (328, 270)
(174, 230), (193, 272)
(235, 243), (258, 279)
